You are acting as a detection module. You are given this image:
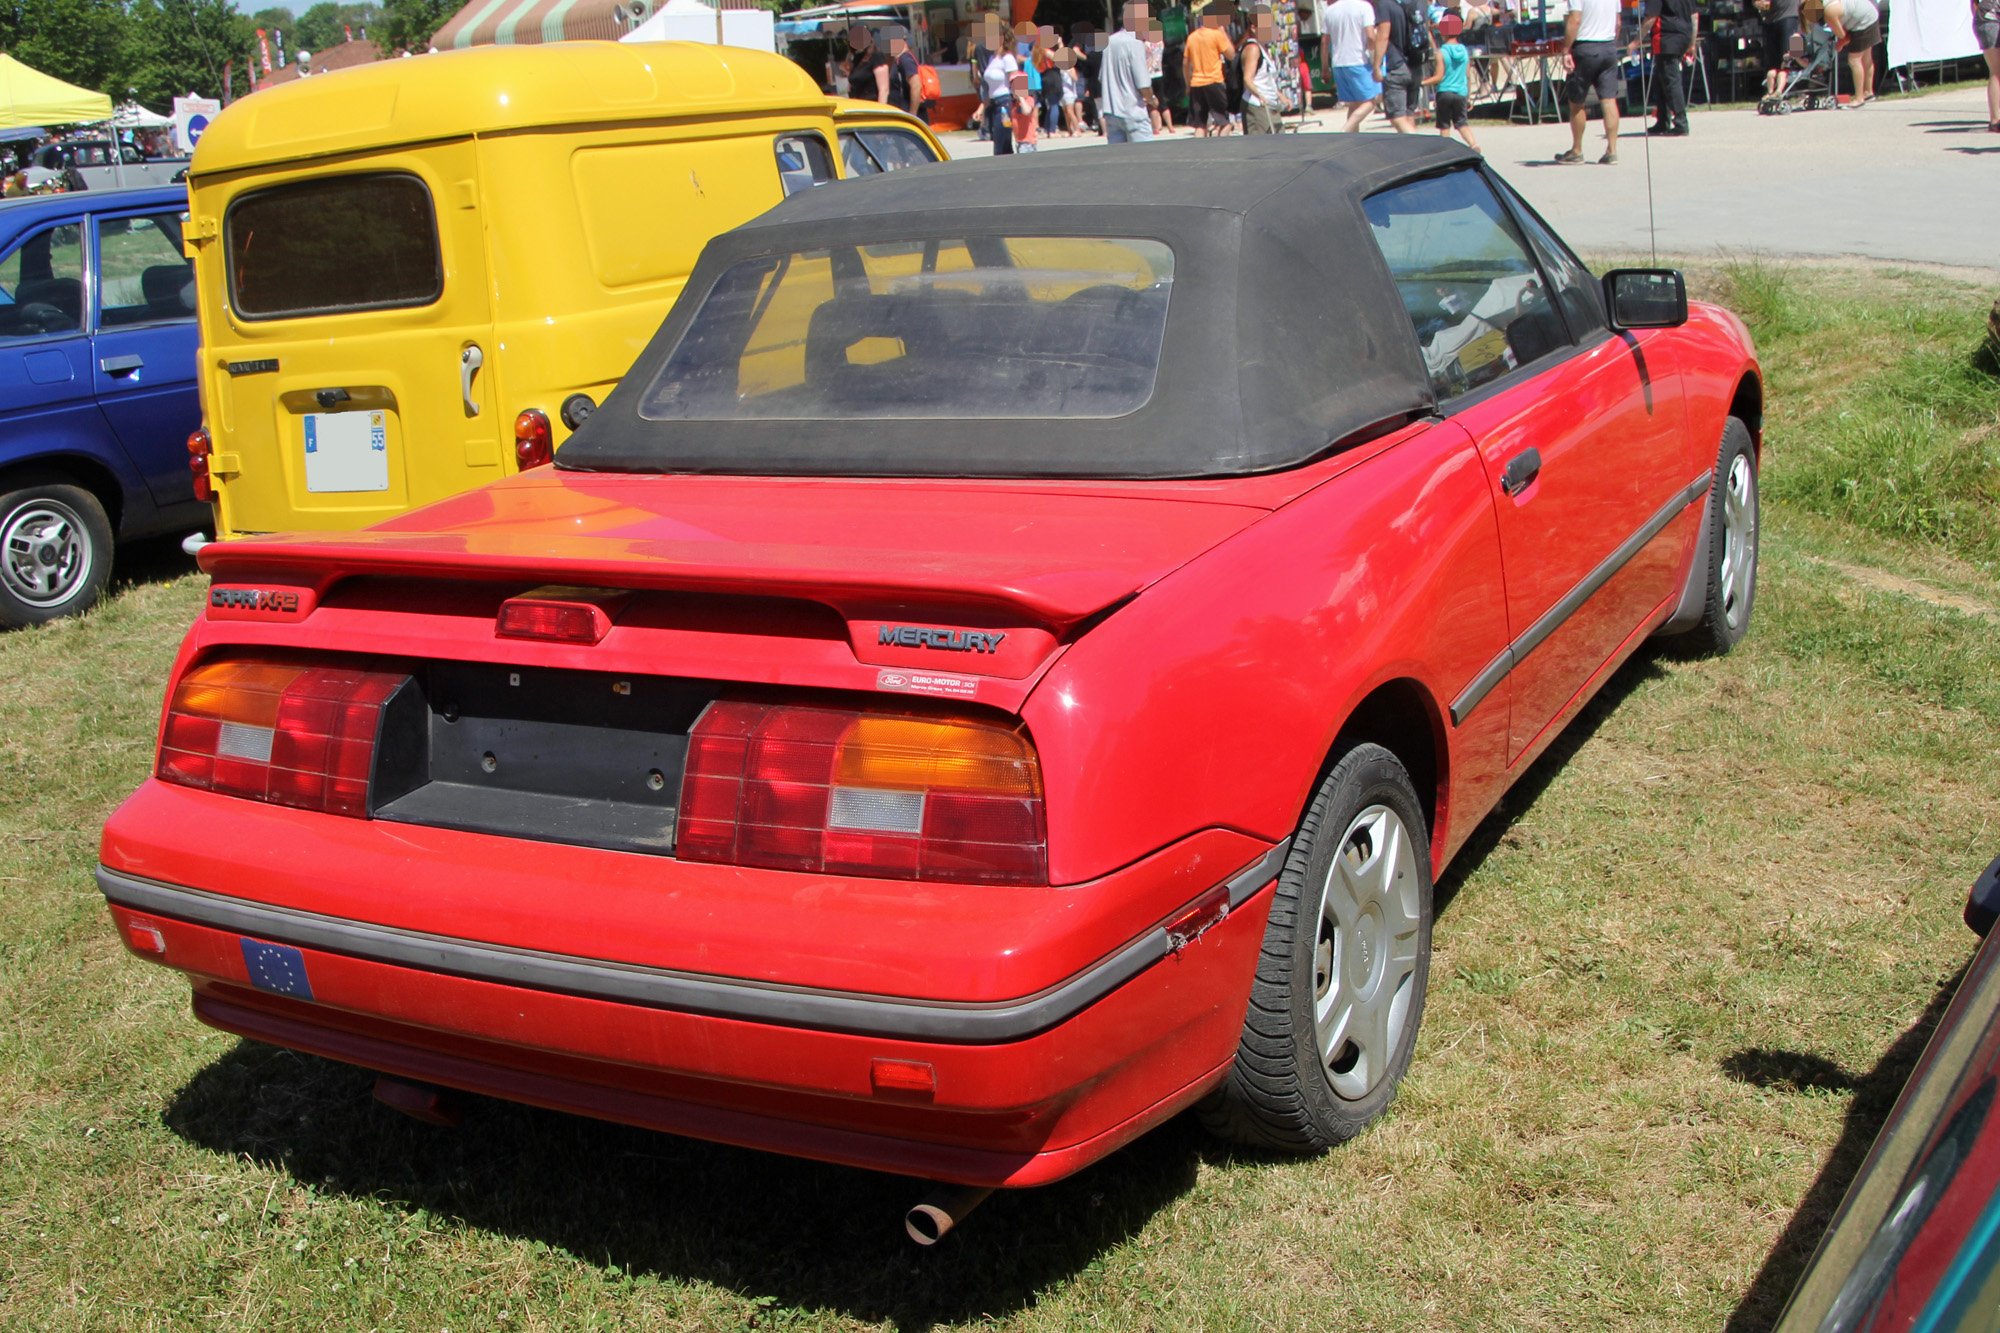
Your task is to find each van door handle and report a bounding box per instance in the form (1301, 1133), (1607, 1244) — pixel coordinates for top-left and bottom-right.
(100, 354), (143, 376)
(1500, 447), (1542, 496)
(460, 345), (484, 417)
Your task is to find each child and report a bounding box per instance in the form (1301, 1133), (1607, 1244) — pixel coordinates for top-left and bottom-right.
(1423, 14), (1482, 153)
(1009, 71), (1041, 150)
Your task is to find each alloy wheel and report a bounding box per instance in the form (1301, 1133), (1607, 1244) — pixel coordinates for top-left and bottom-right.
(1312, 803), (1423, 1101)
(1719, 452), (1758, 631)
(1, 499), (93, 608)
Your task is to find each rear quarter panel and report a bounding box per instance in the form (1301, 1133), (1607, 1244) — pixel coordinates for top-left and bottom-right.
(1026, 421), (1514, 885)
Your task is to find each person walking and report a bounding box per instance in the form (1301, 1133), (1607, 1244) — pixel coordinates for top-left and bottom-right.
(1643, 0), (1697, 134)
(1240, 5), (1285, 132)
(1751, 0), (1801, 100)
(845, 23), (891, 102)
(1823, 0), (1880, 105)
(976, 16), (1021, 154)
(1184, 4), (1239, 134)
(1554, 0), (1624, 163)
(882, 25), (921, 114)
(1372, 0), (1425, 133)
(1980, 0), (2000, 132)
(1326, 0), (1383, 128)
(1146, 20), (1173, 134)
(1102, 3), (1162, 141)
(1423, 13), (1482, 150)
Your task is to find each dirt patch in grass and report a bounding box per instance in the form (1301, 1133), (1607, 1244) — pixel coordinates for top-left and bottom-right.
(3, 274), (1999, 1330)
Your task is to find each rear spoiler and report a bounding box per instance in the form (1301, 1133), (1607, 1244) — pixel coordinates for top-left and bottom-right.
(199, 530), (1142, 632)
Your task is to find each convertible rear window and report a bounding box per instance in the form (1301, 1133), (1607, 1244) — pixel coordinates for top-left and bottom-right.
(226, 172), (442, 320)
(638, 236), (1174, 421)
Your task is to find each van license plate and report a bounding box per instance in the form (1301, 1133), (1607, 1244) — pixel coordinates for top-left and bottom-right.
(302, 410), (388, 493)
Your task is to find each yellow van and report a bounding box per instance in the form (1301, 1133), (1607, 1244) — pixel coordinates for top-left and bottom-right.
(184, 41), (943, 539)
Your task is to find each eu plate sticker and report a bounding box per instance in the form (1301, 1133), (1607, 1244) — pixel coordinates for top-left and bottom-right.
(302, 410), (389, 494)
(241, 939), (315, 1001)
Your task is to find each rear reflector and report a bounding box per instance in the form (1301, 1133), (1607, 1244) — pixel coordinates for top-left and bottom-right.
(677, 702), (1046, 885)
(871, 1058), (937, 1097)
(157, 659), (410, 816)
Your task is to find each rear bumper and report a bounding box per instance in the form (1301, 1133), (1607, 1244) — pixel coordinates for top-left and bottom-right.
(102, 863), (1280, 1187)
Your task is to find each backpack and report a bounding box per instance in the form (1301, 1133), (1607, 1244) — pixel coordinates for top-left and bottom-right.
(916, 63), (941, 102)
(1401, 0), (1431, 63)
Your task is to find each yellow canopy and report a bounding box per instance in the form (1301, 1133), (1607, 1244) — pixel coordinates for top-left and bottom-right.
(0, 54), (112, 130)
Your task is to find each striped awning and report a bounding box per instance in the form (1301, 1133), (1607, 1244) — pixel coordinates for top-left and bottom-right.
(431, 0), (652, 48)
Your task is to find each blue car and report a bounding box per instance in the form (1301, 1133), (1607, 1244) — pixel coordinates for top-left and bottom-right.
(0, 186), (204, 627)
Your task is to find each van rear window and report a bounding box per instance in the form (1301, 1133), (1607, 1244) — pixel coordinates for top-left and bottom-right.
(226, 173), (442, 320)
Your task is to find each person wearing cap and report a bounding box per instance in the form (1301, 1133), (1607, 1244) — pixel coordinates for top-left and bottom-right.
(1423, 12), (1482, 150)
(845, 23), (891, 102)
(883, 25), (921, 112)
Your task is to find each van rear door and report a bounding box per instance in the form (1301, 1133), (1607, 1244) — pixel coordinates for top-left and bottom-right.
(208, 143), (497, 537)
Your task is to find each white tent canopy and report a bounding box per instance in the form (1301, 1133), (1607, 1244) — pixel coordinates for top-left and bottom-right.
(620, 0), (776, 52)
(106, 101), (173, 129)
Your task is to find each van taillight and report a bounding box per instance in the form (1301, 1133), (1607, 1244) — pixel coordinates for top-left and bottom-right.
(188, 428), (214, 503)
(514, 409), (552, 470)
(157, 659), (411, 816)
(677, 702), (1047, 885)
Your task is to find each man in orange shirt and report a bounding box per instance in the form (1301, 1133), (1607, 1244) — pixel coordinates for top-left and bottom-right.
(1183, 4), (1238, 135)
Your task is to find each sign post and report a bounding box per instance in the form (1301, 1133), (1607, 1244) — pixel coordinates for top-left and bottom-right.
(172, 95), (221, 156)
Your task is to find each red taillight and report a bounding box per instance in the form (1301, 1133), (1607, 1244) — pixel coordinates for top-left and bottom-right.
(514, 409), (552, 470)
(157, 659), (409, 817)
(188, 427), (214, 503)
(677, 702), (1047, 885)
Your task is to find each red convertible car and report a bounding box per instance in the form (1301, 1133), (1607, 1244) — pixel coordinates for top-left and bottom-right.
(100, 138), (1762, 1231)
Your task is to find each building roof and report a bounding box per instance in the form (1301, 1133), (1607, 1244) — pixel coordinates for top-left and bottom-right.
(561, 136), (1475, 480)
(190, 40), (826, 177)
(255, 38), (384, 91)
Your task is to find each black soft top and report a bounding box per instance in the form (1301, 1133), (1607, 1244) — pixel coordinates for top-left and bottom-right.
(558, 135), (1475, 479)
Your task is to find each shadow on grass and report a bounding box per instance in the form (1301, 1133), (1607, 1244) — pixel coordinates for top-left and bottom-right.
(1436, 647), (1671, 915)
(110, 530), (201, 594)
(1718, 964), (1968, 1333)
(163, 1042), (1212, 1329)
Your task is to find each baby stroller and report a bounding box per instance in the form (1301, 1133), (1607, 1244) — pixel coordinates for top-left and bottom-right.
(1759, 21), (1838, 113)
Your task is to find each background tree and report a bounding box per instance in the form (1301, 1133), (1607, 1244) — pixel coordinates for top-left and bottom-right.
(123, 0), (253, 104)
(0, 0), (131, 95)
(295, 2), (379, 50)
(375, 0), (453, 52)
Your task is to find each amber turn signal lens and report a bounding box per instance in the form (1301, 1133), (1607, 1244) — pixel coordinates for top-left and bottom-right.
(677, 701), (1047, 885)
(514, 408), (553, 469)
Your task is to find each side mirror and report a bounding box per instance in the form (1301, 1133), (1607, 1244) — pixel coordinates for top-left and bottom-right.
(1602, 268), (1688, 331)
(1967, 853), (2000, 937)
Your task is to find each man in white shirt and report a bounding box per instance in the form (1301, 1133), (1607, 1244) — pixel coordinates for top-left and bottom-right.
(1554, 0), (1626, 163)
(1324, 0), (1383, 129)
(1101, 3), (1160, 142)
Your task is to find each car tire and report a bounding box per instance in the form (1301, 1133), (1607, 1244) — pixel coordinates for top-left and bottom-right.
(1673, 417), (1759, 657)
(0, 477), (114, 628)
(1199, 742), (1434, 1152)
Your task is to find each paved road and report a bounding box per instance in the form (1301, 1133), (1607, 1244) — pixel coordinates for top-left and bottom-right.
(937, 86), (1998, 273)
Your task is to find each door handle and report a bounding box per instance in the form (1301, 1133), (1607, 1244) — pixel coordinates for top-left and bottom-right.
(99, 354), (143, 376)
(460, 345), (484, 417)
(1500, 447), (1542, 496)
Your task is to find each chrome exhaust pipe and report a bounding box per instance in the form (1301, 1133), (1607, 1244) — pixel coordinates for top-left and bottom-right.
(904, 1184), (994, 1245)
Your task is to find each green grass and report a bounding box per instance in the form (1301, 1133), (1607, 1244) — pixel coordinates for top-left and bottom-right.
(3, 266), (2000, 1330)
(1719, 258), (2000, 567)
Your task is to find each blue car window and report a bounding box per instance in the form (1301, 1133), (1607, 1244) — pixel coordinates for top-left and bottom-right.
(0, 222), (84, 342)
(97, 213), (194, 329)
